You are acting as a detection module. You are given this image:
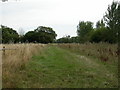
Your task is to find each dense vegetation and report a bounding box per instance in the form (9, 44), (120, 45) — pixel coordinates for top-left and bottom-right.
(22, 26), (57, 43)
(0, 1), (120, 44)
(0, 26), (57, 44)
(2, 43), (118, 88)
(1, 25), (19, 43)
(57, 1), (120, 44)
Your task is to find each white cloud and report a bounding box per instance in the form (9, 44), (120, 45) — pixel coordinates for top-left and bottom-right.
(0, 0), (115, 38)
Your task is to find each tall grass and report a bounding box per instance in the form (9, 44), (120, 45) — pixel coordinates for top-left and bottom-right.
(2, 43), (118, 88)
(2, 43), (46, 88)
(57, 43), (118, 86)
(57, 43), (118, 63)
(0, 44), (2, 89)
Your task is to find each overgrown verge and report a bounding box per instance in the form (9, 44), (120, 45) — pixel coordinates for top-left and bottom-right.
(11, 45), (118, 88)
(2, 43), (46, 88)
(57, 43), (118, 77)
(57, 43), (118, 62)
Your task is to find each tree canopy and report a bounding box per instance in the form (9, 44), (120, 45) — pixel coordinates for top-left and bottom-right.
(0, 25), (57, 44)
(103, 1), (120, 43)
(24, 26), (57, 44)
(56, 35), (79, 43)
(77, 21), (93, 43)
(76, 1), (120, 43)
(1, 25), (19, 43)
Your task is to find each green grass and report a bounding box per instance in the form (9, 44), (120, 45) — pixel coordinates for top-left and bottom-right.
(16, 46), (118, 88)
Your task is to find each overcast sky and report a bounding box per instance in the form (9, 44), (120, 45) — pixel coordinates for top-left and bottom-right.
(0, 0), (116, 38)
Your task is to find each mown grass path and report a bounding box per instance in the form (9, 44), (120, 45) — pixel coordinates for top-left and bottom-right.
(19, 45), (118, 88)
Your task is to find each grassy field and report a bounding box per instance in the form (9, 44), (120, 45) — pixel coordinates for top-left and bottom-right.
(2, 44), (45, 88)
(2, 43), (118, 88)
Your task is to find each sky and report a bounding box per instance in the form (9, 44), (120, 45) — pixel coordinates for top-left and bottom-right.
(0, 0), (116, 39)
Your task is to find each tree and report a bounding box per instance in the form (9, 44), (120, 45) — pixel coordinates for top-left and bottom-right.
(24, 26), (57, 43)
(104, 1), (120, 43)
(116, 2), (120, 43)
(23, 31), (37, 43)
(56, 35), (79, 43)
(90, 27), (109, 43)
(77, 21), (93, 43)
(96, 19), (105, 29)
(34, 26), (57, 43)
(70, 36), (79, 43)
(56, 35), (71, 43)
(1, 25), (19, 43)
(91, 1), (120, 43)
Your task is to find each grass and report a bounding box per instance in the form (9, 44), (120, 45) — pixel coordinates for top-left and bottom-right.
(9, 45), (118, 88)
(57, 43), (118, 73)
(2, 43), (45, 88)
(0, 44), (2, 89)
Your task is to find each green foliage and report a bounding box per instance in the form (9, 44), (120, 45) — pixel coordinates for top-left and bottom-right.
(96, 20), (105, 29)
(116, 3), (120, 43)
(76, 1), (120, 44)
(104, 1), (120, 43)
(24, 26), (57, 43)
(23, 31), (36, 43)
(56, 35), (71, 43)
(77, 21), (93, 37)
(0, 25), (57, 44)
(90, 27), (108, 43)
(70, 36), (79, 43)
(56, 36), (79, 43)
(1, 25), (19, 43)
(77, 21), (93, 43)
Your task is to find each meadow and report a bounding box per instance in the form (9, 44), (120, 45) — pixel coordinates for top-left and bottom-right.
(58, 43), (118, 63)
(2, 43), (45, 87)
(1, 43), (118, 88)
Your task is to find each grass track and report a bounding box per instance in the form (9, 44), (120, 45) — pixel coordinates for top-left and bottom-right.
(18, 46), (118, 88)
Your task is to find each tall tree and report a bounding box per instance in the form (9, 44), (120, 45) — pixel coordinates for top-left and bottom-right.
(104, 1), (120, 43)
(116, 2), (120, 43)
(1, 25), (19, 43)
(77, 21), (93, 43)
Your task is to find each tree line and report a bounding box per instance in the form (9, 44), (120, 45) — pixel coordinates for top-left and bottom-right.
(57, 1), (120, 44)
(0, 1), (120, 44)
(0, 26), (57, 44)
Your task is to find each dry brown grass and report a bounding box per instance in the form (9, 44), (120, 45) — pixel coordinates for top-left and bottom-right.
(2, 43), (46, 88)
(0, 44), (2, 89)
(3, 43), (45, 70)
(57, 42), (118, 63)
